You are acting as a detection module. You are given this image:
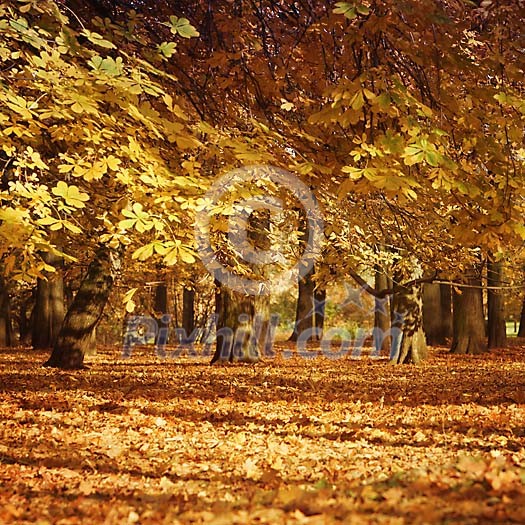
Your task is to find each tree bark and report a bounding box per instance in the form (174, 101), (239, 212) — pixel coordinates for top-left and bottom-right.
(314, 285), (326, 338)
(211, 209), (271, 364)
(44, 245), (119, 369)
(289, 266), (316, 342)
(0, 276), (13, 347)
(373, 267), (390, 353)
(422, 283), (444, 345)
(18, 291), (33, 346)
(487, 260), (506, 348)
(518, 296), (525, 338)
(182, 287), (195, 336)
(153, 280), (169, 344)
(390, 283), (427, 364)
(32, 251), (65, 349)
(211, 280), (261, 363)
(440, 283), (453, 340)
(450, 274), (487, 354)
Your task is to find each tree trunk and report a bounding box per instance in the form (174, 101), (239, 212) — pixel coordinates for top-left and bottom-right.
(373, 267), (390, 354)
(518, 297), (525, 338)
(487, 260), (506, 348)
(450, 274), (487, 354)
(314, 285), (326, 338)
(0, 276), (13, 347)
(153, 280), (169, 344)
(422, 283), (444, 345)
(211, 280), (260, 363)
(440, 283), (453, 340)
(289, 266), (316, 342)
(154, 281), (168, 315)
(211, 209), (271, 364)
(32, 252), (65, 349)
(44, 245), (119, 369)
(390, 283), (427, 364)
(18, 292), (33, 346)
(182, 287), (195, 336)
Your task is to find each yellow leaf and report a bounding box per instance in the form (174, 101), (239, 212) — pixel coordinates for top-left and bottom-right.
(52, 181), (89, 208)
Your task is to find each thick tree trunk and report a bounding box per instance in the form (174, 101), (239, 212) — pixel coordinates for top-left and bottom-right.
(44, 245), (119, 369)
(0, 276), (13, 347)
(487, 260), (506, 348)
(518, 297), (525, 338)
(211, 280), (262, 363)
(32, 252), (65, 349)
(289, 266), (316, 342)
(450, 275), (487, 354)
(440, 283), (453, 340)
(211, 209), (271, 364)
(422, 283), (444, 345)
(390, 283), (427, 364)
(373, 267), (390, 353)
(422, 283), (453, 345)
(182, 287), (195, 336)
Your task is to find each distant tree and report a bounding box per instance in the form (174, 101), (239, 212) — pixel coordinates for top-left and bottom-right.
(487, 259), (507, 349)
(0, 276), (13, 347)
(518, 297), (525, 338)
(32, 252), (65, 350)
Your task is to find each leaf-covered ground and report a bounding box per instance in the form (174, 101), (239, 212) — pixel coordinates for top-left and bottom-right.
(1, 344), (525, 524)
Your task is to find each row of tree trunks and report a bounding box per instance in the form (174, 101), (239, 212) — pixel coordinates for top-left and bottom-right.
(44, 245), (119, 369)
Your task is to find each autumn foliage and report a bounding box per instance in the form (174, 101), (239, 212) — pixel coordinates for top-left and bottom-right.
(1, 0), (525, 522)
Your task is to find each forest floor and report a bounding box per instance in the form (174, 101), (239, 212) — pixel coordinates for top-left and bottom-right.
(1, 343), (525, 524)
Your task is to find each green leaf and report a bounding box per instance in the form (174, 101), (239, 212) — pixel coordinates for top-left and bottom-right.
(168, 16), (200, 38)
(158, 42), (177, 58)
(333, 3), (357, 19)
(81, 30), (116, 49)
(88, 55), (123, 76)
